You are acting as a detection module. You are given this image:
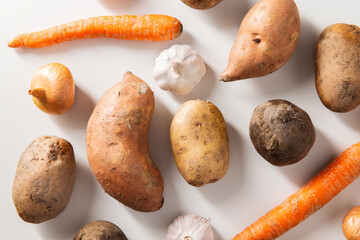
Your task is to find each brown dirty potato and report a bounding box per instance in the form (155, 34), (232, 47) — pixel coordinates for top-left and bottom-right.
(170, 100), (229, 187)
(74, 220), (127, 240)
(181, 0), (223, 10)
(249, 100), (315, 166)
(86, 71), (164, 212)
(220, 0), (300, 81)
(12, 136), (76, 223)
(315, 23), (360, 113)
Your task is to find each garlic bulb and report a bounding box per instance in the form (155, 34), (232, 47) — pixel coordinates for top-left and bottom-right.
(29, 63), (75, 115)
(152, 45), (206, 95)
(166, 214), (214, 240)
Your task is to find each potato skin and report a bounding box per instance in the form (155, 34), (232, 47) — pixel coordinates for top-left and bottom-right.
(12, 136), (76, 223)
(170, 100), (229, 187)
(315, 23), (360, 113)
(249, 100), (315, 166)
(220, 0), (300, 81)
(86, 72), (164, 212)
(181, 0), (223, 10)
(74, 220), (127, 240)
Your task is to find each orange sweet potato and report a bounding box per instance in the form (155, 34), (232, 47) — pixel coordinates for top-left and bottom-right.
(220, 0), (300, 82)
(86, 72), (164, 212)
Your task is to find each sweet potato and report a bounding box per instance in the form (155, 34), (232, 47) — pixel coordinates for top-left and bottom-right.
(86, 72), (164, 212)
(220, 0), (300, 82)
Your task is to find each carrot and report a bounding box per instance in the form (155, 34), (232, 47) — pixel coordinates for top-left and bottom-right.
(233, 141), (360, 240)
(8, 15), (183, 48)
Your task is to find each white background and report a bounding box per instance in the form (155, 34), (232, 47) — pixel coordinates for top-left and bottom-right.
(1, 0), (359, 239)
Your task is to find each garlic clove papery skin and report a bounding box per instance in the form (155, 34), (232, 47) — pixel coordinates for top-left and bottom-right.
(153, 45), (206, 95)
(166, 214), (214, 240)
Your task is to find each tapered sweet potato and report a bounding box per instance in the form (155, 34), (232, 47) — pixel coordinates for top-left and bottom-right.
(86, 72), (164, 212)
(220, 0), (300, 82)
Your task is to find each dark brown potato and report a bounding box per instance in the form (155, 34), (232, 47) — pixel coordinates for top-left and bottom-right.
(249, 100), (316, 166)
(315, 23), (360, 113)
(74, 220), (127, 240)
(181, 0), (223, 10)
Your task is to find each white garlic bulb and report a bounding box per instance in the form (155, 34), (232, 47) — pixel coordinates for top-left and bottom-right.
(152, 45), (206, 95)
(166, 214), (214, 240)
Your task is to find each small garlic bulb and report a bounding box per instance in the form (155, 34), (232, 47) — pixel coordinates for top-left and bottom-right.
(29, 63), (75, 115)
(152, 45), (206, 95)
(166, 214), (214, 240)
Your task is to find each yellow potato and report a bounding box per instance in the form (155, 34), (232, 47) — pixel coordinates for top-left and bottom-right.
(170, 100), (229, 187)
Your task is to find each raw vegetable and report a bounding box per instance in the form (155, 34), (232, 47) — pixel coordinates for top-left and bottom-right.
(170, 100), (229, 187)
(74, 220), (128, 240)
(12, 136), (76, 223)
(219, 0), (300, 82)
(342, 206), (360, 240)
(249, 99), (315, 166)
(86, 71), (164, 212)
(152, 45), (206, 95)
(233, 141), (360, 240)
(166, 214), (214, 240)
(8, 15), (183, 48)
(29, 63), (75, 115)
(180, 0), (223, 10)
(315, 23), (360, 113)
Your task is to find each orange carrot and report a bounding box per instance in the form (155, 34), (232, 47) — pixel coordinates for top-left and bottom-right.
(233, 142), (360, 240)
(8, 15), (183, 48)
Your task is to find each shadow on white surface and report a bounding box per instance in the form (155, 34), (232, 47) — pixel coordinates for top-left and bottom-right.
(201, 0), (251, 33)
(336, 107), (360, 132)
(279, 129), (336, 187)
(51, 86), (95, 130)
(37, 163), (97, 239)
(146, 99), (183, 229)
(172, 62), (217, 103)
(149, 98), (174, 179)
(100, 0), (139, 11)
(251, 17), (318, 94)
(197, 122), (245, 204)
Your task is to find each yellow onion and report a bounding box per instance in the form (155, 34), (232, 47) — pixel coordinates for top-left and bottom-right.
(29, 63), (75, 115)
(343, 206), (360, 240)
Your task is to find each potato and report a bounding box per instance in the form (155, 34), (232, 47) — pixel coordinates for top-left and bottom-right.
(219, 0), (300, 81)
(74, 220), (127, 240)
(180, 0), (223, 10)
(170, 100), (229, 187)
(12, 136), (76, 223)
(315, 23), (360, 113)
(249, 100), (315, 166)
(86, 71), (164, 212)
